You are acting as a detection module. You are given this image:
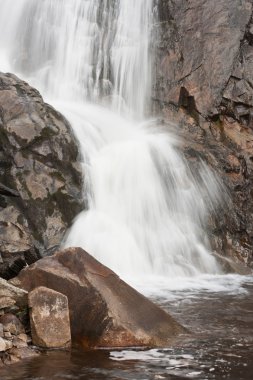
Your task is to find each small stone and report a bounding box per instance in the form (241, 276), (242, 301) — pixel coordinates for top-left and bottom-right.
(12, 337), (27, 348)
(0, 313), (25, 335)
(4, 340), (13, 350)
(17, 333), (28, 343)
(8, 355), (20, 364)
(8, 347), (40, 360)
(28, 287), (71, 349)
(0, 297), (16, 309)
(0, 337), (7, 352)
(0, 323), (3, 337)
(4, 331), (12, 339)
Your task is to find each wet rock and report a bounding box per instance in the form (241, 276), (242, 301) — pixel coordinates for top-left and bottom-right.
(14, 247), (186, 348)
(28, 287), (71, 349)
(7, 347), (40, 362)
(154, 0), (253, 267)
(0, 73), (84, 279)
(0, 313), (25, 335)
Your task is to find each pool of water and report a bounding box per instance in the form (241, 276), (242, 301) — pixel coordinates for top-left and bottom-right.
(1, 275), (253, 380)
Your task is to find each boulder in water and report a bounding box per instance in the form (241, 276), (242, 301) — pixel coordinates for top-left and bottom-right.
(12, 247), (186, 348)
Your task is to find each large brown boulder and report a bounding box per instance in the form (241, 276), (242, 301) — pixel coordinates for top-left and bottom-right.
(12, 247), (186, 348)
(154, 0), (253, 267)
(0, 73), (84, 279)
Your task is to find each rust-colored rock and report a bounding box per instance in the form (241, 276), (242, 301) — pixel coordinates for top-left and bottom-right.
(14, 248), (186, 348)
(28, 287), (71, 349)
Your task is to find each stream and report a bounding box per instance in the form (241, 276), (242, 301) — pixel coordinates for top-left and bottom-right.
(1, 275), (253, 380)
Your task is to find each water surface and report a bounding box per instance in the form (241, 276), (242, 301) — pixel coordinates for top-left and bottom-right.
(2, 275), (252, 380)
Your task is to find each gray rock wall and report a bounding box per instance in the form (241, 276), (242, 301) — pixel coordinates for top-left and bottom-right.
(0, 74), (84, 278)
(154, 0), (253, 267)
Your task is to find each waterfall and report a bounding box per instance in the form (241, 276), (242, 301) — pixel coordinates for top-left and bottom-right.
(0, 0), (222, 278)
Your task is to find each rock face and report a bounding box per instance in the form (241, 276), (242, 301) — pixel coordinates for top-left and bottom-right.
(13, 248), (186, 348)
(28, 287), (71, 349)
(0, 73), (84, 279)
(154, 0), (253, 267)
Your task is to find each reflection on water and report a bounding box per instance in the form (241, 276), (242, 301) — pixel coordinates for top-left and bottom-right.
(1, 276), (253, 380)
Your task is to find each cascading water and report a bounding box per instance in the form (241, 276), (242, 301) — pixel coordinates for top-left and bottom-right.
(0, 0), (222, 278)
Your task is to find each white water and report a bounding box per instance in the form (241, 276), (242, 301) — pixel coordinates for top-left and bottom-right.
(0, 0), (223, 279)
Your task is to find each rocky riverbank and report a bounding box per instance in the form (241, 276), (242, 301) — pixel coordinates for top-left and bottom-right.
(0, 248), (186, 366)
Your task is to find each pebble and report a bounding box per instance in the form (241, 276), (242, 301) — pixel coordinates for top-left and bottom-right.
(4, 331), (12, 339)
(12, 337), (28, 348)
(18, 333), (28, 343)
(0, 337), (7, 351)
(5, 340), (13, 350)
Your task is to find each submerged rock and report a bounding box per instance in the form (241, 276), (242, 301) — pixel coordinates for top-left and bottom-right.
(28, 287), (71, 349)
(13, 247), (186, 348)
(0, 73), (84, 279)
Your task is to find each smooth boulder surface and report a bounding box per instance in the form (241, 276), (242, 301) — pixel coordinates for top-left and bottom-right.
(154, 0), (253, 267)
(0, 73), (84, 279)
(13, 247), (186, 348)
(28, 287), (71, 349)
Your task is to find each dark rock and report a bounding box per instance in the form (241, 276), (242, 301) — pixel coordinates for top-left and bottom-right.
(155, 0), (252, 117)
(154, 0), (253, 267)
(14, 247), (186, 348)
(0, 73), (84, 279)
(28, 286), (71, 349)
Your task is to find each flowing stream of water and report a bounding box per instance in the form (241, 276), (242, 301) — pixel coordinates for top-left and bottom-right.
(0, 1), (252, 379)
(0, 0), (222, 278)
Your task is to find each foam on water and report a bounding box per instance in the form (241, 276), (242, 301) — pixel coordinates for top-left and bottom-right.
(0, 0), (228, 280)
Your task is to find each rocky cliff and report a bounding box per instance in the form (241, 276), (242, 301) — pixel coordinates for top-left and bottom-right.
(154, 0), (253, 267)
(0, 74), (84, 279)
